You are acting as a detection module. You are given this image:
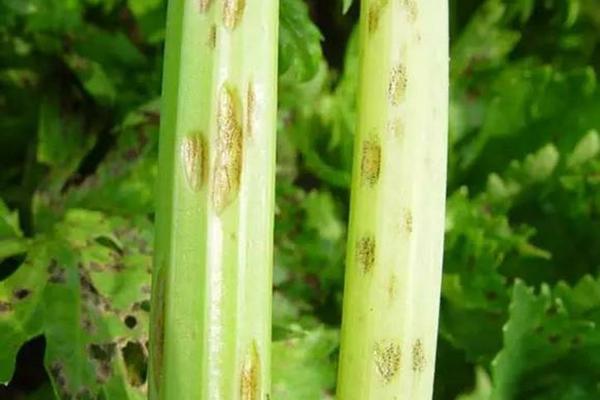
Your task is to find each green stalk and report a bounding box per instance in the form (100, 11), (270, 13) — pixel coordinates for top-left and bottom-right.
(337, 1), (448, 399)
(149, 1), (279, 399)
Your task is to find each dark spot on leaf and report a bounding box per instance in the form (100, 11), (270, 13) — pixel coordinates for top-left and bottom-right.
(48, 260), (66, 284)
(125, 315), (137, 329)
(571, 336), (582, 347)
(11, 288), (30, 302)
(546, 304), (559, 316)
(485, 291), (498, 301)
(140, 299), (151, 312)
(548, 334), (561, 344)
(49, 362), (69, 396)
(0, 301), (13, 313)
(122, 341), (148, 387)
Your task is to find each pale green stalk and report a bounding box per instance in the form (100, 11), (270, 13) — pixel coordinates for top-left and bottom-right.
(149, 1), (279, 399)
(337, 0), (448, 399)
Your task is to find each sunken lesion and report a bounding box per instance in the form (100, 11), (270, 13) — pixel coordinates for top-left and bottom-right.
(361, 139), (381, 186)
(388, 64), (408, 106)
(356, 236), (376, 273)
(240, 341), (260, 400)
(412, 339), (426, 373)
(368, 0), (390, 34)
(182, 134), (208, 192)
(199, 0), (213, 13)
(374, 341), (401, 383)
(212, 83), (243, 213)
(223, 0), (246, 30)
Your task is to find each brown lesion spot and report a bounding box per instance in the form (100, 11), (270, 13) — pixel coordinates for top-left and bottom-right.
(13, 288), (31, 300)
(212, 83), (243, 214)
(89, 343), (116, 384)
(374, 341), (401, 383)
(389, 64), (408, 106)
(387, 275), (397, 303)
(404, 209), (413, 234)
(412, 339), (425, 373)
(182, 134), (207, 192)
(368, 0), (389, 34)
(401, 0), (418, 22)
(361, 139), (381, 186)
(0, 301), (13, 313)
(207, 24), (217, 49)
(240, 341), (260, 400)
(245, 82), (256, 138)
(199, 0), (213, 12)
(223, 0), (245, 30)
(356, 236), (376, 273)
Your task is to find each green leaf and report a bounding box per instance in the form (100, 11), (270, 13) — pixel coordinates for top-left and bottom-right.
(272, 327), (338, 399)
(279, 0), (324, 82)
(0, 210), (152, 399)
(342, 0), (353, 14)
(492, 279), (600, 399)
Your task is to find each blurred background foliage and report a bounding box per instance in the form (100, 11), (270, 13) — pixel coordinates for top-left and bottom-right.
(0, 0), (600, 399)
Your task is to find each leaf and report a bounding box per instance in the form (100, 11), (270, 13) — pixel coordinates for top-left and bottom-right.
(0, 209), (152, 399)
(492, 279), (600, 399)
(272, 327), (338, 399)
(342, 0), (353, 14)
(279, 0), (324, 82)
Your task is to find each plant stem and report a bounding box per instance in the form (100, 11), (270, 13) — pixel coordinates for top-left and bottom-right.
(337, 1), (448, 399)
(149, 1), (279, 399)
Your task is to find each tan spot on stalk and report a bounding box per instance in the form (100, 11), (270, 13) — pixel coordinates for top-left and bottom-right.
(374, 341), (401, 383)
(387, 275), (397, 303)
(241, 341), (260, 400)
(212, 84), (243, 213)
(182, 134), (207, 192)
(388, 118), (404, 139)
(402, 0), (418, 22)
(404, 209), (413, 234)
(412, 339), (425, 373)
(389, 64), (407, 105)
(356, 236), (376, 273)
(245, 82), (256, 138)
(207, 24), (217, 49)
(223, 0), (245, 30)
(361, 140), (381, 186)
(368, 0), (389, 33)
(199, 0), (213, 12)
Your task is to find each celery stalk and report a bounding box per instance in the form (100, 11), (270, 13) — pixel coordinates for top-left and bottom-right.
(149, 1), (279, 399)
(337, 0), (449, 398)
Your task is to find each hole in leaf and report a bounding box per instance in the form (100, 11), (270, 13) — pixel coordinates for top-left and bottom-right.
(122, 341), (147, 387)
(124, 315), (137, 329)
